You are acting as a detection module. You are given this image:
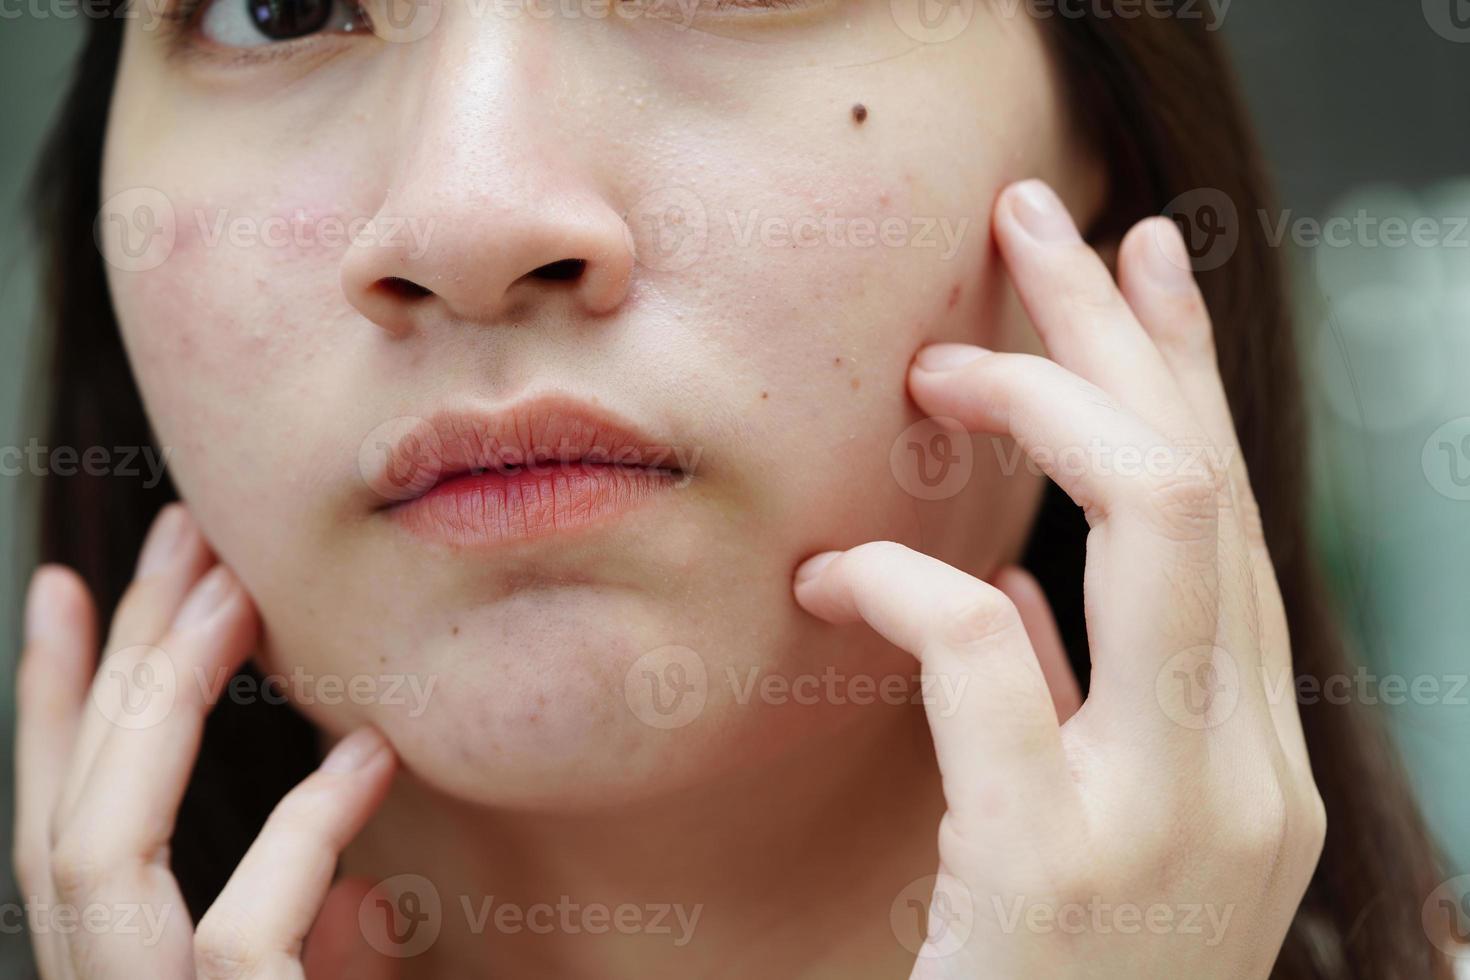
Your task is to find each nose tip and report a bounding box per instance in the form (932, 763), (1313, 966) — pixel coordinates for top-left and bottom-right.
(341, 196), (637, 334)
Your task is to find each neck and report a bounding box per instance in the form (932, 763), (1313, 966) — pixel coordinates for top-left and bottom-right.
(342, 701), (943, 980)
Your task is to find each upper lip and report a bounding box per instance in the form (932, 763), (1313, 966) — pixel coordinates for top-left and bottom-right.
(368, 396), (689, 506)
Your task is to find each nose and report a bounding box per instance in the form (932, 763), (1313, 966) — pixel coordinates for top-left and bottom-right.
(340, 35), (635, 334)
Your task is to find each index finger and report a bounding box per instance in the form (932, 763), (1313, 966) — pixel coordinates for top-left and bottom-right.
(792, 541), (1082, 848)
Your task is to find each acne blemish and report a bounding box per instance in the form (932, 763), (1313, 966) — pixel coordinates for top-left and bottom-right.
(761, 390), (769, 400)
(833, 356), (843, 366)
(851, 103), (868, 125)
(850, 377), (861, 391)
(947, 283), (962, 311)
(451, 625), (460, 636)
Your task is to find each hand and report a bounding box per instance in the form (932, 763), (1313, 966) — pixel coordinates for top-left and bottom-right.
(15, 505), (399, 979)
(792, 180), (1326, 978)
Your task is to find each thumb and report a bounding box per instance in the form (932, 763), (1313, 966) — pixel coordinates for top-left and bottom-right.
(993, 565), (1082, 723)
(303, 875), (402, 980)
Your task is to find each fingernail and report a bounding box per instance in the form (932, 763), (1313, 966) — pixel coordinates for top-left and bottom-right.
(173, 566), (235, 630)
(322, 727), (386, 773)
(915, 343), (989, 373)
(794, 551), (840, 586)
(136, 506), (187, 578)
(1007, 180), (1081, 245)
(24, 566), (67, 647)
(1145, 217), (1197, 291)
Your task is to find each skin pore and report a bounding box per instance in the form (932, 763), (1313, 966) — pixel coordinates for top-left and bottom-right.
(92, 0), (1109, 977)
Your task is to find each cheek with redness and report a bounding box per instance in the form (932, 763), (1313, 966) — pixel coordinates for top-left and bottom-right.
(112, 195), (362, 512)
(125, 198), (358, 375)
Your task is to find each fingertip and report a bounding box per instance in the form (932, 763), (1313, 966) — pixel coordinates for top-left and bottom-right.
(1120, 216), (1198, 296)
(24, 564), (94, 650)
(995, 179), (1083, 247)
(912, 343), (991, 376)
(173, 563), (257, 638)
(991, 564), (1042, 604)
(321, 725), (394, 775)
(793, 550), (840, 589)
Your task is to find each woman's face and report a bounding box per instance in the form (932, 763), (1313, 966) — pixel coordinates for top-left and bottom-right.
(101, 0), (1094, 807)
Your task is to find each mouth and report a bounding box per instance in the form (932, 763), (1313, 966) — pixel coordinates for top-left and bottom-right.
(368, 397), (693, 547)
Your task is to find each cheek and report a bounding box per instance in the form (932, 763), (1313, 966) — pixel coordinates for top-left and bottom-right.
(106, 180), (375, 602)
(622, 113), (1018, 554)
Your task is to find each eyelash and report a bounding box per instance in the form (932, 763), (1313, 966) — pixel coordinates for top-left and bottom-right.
(158, 0), (814, 59)
(159, 0), (370, 60)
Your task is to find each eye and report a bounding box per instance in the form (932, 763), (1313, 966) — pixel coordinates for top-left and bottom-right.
(199, 0), (369, 46)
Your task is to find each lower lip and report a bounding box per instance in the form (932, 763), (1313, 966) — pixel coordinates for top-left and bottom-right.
(388, 461), (681, 546)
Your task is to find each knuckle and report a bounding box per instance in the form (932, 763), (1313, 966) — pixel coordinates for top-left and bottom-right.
(1213, 776), (1292, 878)
(50, 835), (105, 903)
(1137, 466), (1220, 541)
(194, 918), (260, 980)
(1059, 271), (1125, 321)
(1158, 292), (1214, 354)
(939, 587), (1021, 651)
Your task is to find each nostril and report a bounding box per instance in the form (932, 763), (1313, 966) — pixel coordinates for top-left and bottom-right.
(528, 259), (586, 282)
(377, 277), (432, 300)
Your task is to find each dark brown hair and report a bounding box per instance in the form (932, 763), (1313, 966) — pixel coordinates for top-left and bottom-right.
(28, 4), (1452, 977)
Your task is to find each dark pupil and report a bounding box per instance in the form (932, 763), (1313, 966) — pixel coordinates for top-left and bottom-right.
(249, 0), (333, 39)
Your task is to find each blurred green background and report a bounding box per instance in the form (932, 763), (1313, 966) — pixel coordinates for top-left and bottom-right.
(1, 2), (1468, 976)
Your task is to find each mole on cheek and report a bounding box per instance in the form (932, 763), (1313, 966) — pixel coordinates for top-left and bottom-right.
(851, 103), (868, 125)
